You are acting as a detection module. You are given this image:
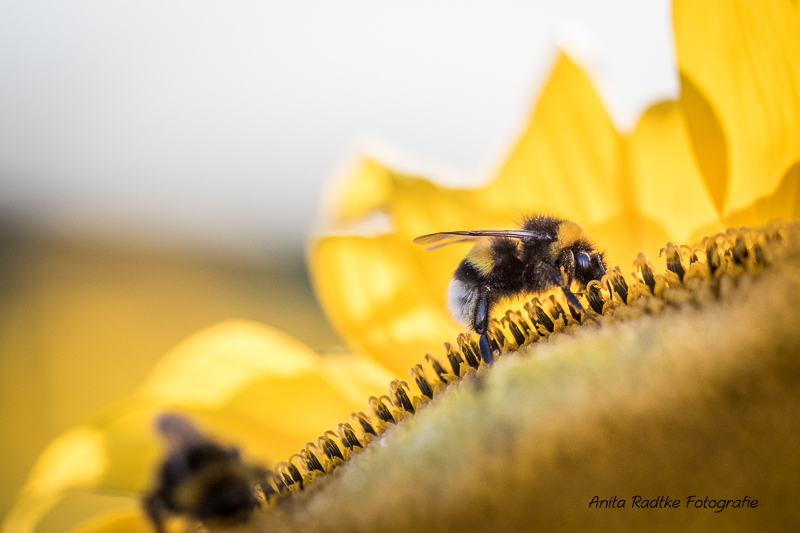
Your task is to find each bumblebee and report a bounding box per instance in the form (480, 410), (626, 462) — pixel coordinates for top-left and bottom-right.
(414, 214), (607, 360)
(144, 414), (266, 533)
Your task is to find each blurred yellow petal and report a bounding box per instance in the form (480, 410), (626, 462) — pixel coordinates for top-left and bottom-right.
(627, 100), (723, 248)
(329, 157), (395, 224)
(67, 507), (149, 533)
(139, 320), (321, 407)
(311, 234), (462, 376)
(138, 321), (389, 456)
(320, 352), (396, 406)
(4, 320), (392, 533)
(25, 428), (107, 499)
(585, 211), (671, 273)
(487, 53), (625, 227)
(328, 156), (499, 238)
(2, 428), (107, 533)
(674, 0), (800, 215)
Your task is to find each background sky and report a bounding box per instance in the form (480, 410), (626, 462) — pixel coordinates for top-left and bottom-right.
(0, 0), (677, 260)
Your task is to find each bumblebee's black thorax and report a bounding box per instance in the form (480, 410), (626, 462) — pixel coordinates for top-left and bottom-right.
(158, 443), (230, 496)
(155, 442), (259, 519)
(454, 237), (525, 295)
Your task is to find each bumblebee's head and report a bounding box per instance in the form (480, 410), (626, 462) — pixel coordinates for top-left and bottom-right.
(546, 220), (585, 261)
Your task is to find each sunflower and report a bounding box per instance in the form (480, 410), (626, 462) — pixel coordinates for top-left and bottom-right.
(312, 0), (800, 377)
(5, 0), (800, 531)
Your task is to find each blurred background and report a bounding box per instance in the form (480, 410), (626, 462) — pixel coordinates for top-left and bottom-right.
(0, 0), (676, 521)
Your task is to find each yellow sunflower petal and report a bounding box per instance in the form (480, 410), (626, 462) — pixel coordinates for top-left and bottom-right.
(676, 73), (728, 215)
(310, 234), (462, 377)
(627, 100), (722, 251)
(586, 211), (672, 273)
(139, 320), (321, 408)
(724, 161), (800, 227)
(2, 427), (108, 533)
(326, 55), (625, 237)
(67, 507), (150, 533)
(138, 320), (391, 457)
(320, 352), (396, 406)
(327, 156), (501, 239)
(674, 0), (800, 215)
(319, 158), (511, 311)
(4, 321), (392, 533)
(329, 157), (395, 224)
(486, 53), (625, 227)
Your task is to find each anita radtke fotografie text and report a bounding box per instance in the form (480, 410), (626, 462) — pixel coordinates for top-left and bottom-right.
(589, 495), (758, 513)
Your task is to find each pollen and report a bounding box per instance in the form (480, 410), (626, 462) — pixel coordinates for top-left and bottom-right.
(253, 221), (800, 525)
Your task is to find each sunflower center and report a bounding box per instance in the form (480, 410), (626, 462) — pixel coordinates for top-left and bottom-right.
(257, 220), (796, 513)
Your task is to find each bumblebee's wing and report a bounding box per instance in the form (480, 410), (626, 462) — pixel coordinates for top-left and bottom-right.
(156, 413), (206, 449)
(413, 229), (552, 250)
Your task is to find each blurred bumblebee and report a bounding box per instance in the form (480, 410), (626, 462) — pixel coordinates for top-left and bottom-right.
(144, 413), (267, 533)
(414, 214), (607, 357)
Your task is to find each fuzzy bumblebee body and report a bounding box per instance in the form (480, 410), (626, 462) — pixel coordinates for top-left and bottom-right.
(144, 414), (266, 533)
(415, 214), (608, 342)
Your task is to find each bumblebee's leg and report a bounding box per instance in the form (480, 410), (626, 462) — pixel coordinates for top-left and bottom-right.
(560, 251), (584, 321)
(577, 253), (607, 315)
(472, 288), (495, 364)
(478, 334), (494, 364)
(590, 253), (606, 279)
(472, 286), (490, 334)
(144, 494), (168, 533)
(539, 263), (595, 324)
(562, 249), (577, 281)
